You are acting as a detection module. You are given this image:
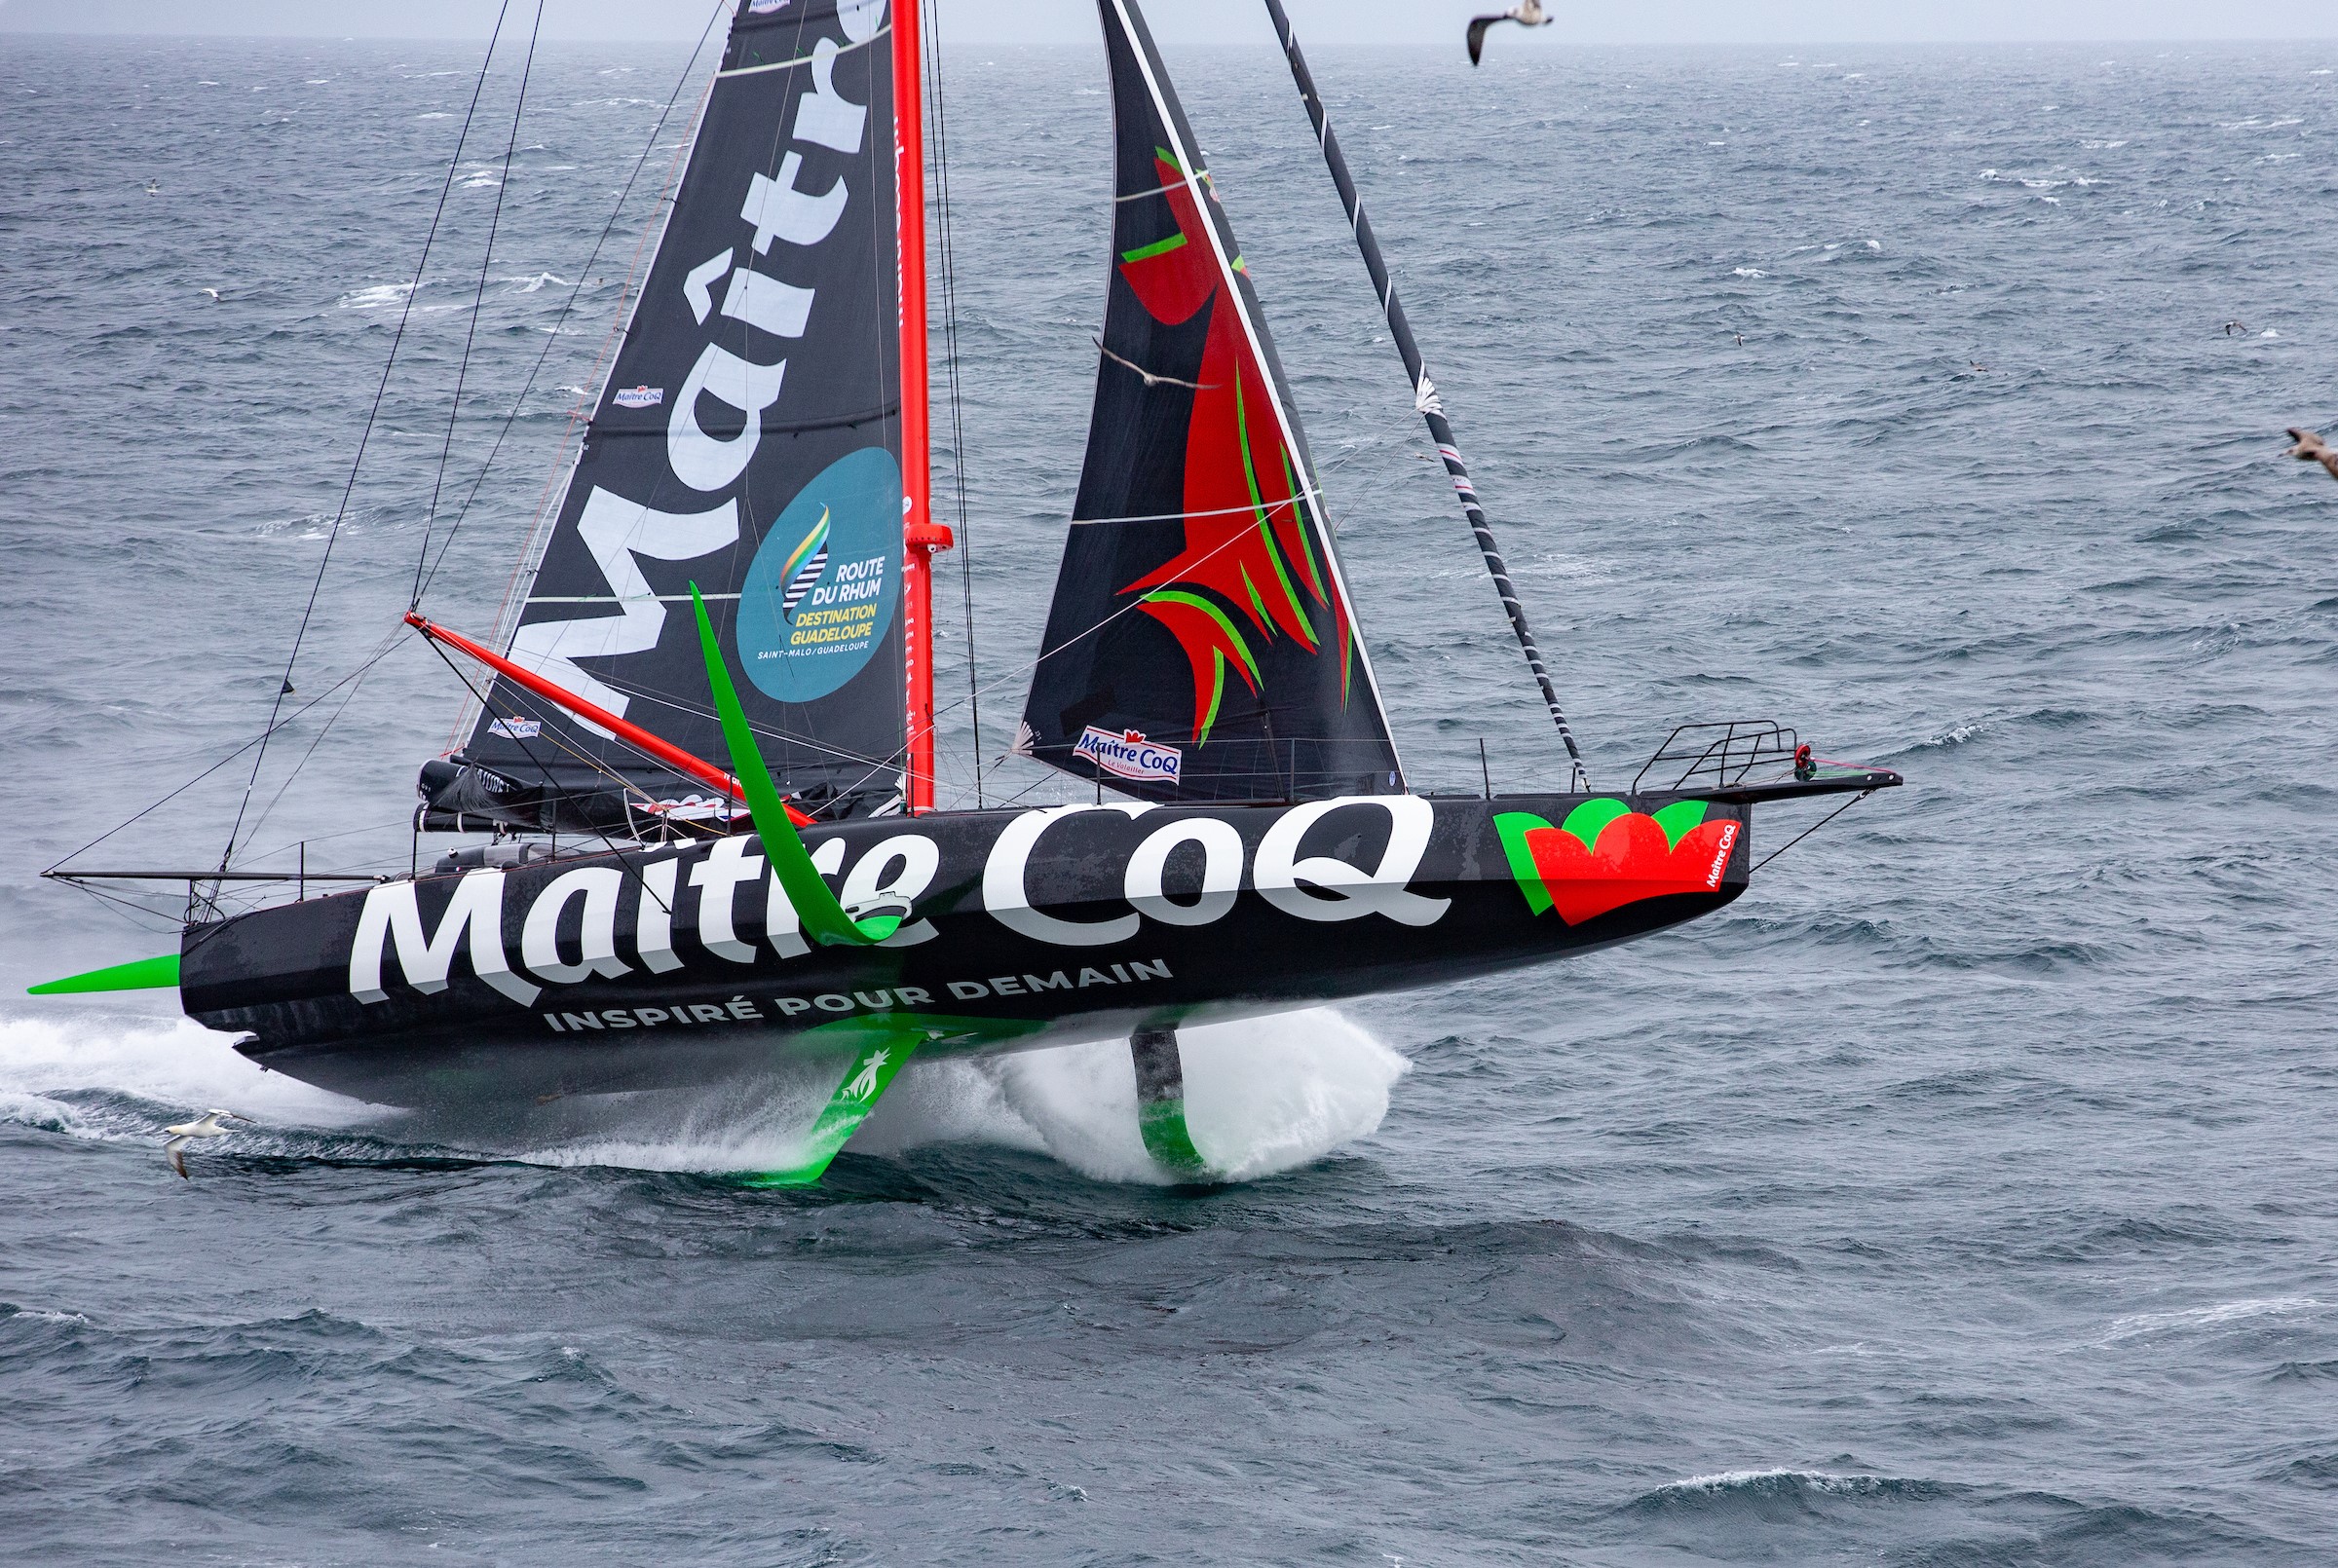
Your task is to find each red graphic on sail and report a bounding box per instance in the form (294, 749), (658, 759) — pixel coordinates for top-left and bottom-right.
(1113, 151), (1352, 743)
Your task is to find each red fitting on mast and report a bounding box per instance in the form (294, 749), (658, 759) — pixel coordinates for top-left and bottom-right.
(403, 612), (812, 829)
(893, 0), (944, 814)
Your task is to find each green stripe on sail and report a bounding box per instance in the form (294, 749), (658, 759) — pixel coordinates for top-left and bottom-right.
(28, 952), (180, 995)
(1232, 368), (1314, 642)
(1142, 588), (1259, 746)
(1119, 233), (1188, 264)
(689, 583), (895, 948)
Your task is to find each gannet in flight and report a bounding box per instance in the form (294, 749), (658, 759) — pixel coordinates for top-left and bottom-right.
(164, 1109), (249, 1179)
(1095, 336), (1211, 392)
(2287, 428), (2338, 481)
(1468, 1), (1551, 67)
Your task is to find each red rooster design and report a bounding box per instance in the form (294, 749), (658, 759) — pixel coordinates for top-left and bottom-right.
(1112, 150), (1353, 744)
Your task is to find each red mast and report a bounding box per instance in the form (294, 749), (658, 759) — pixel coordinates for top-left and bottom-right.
(893, 0), (950, 813)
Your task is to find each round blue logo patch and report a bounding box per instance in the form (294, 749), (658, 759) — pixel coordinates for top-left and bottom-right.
(735, 447), (903, 703)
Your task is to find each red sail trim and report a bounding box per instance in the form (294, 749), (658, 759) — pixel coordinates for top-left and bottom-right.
(1135, 590), (1261, 744)
(1116, 154), (1328, 665)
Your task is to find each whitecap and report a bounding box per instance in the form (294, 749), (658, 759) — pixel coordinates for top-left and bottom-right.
(1655, 1468), (1895, 1498)
(1731, 267), (1766, 279)
(2098, 1296), (2320, 1344)
(338, 282), (419, 310)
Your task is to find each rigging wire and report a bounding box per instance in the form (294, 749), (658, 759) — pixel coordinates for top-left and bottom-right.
(924, 0), (984, 808)
(411, 0), (545, 610)
(412, 0), (730, 615)
(217, 1), (515, 877)
(46, 630), (415, 883)
(1260, 0), (1591, 792)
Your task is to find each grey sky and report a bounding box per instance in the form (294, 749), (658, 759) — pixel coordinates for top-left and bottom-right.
(4, 0), (2335, 45)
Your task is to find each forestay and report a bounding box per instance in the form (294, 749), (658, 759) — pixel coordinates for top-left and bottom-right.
(1015, 0), (1405, 805)
(422, 0), (908, 836)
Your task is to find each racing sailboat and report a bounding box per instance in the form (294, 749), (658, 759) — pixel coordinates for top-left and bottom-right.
(33, 0), (1897, 1182)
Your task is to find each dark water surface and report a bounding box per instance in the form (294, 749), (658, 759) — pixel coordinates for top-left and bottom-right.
(3, 25), (2336, 1566)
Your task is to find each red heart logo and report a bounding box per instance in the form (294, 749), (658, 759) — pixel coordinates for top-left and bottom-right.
(1523, 815), (1741, 925)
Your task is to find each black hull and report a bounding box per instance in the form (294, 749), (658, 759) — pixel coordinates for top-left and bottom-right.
(183, 793), (1753, 1110)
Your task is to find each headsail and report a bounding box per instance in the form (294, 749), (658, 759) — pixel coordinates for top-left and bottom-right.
(423, 0), (907, 835)
(1015, 0), (1405, 805)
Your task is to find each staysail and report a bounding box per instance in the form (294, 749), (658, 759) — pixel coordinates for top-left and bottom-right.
(1015, 0), (1405, 805)
(422, 0), (907, 834)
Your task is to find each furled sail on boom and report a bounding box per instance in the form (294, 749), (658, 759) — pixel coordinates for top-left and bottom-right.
(1016, 0), (1405, 804)
(422, 0), (907, 835)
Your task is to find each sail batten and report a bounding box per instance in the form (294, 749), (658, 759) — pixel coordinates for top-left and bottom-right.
(1017, 0), (1405, 805)
(423, 0), (912, 836)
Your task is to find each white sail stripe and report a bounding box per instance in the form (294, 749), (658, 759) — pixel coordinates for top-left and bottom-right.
(1113, 181), (1196, 205)
(522, 593), (742, 604)
(716, 25), (886, 80)
(1107, 0), (1407, 781)
(1068, 491), (1324, 528)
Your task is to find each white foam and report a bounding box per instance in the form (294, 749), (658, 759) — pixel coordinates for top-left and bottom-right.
(2098, 1296), (2320, 1343)
(1731, 267), (1766, 279)
(1000, 1009), (1405, 1185)
(0, 1003), (1403, 1186)
(339, 282), (418, 310)
(1657, 1468), (1893, 1499)
(0, 1012), (371, 1135)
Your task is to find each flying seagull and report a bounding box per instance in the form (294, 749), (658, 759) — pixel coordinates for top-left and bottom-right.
(1094, 335), (1211, 392)
(1468, 1), (1551, 67)
(2286, 428), (2338, 481)
(164, 1109), (249, 1179)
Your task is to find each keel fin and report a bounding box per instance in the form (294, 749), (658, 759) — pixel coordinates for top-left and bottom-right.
(1131, 1025), (1211, 1180)
(742, 1027), (924, 1187)
(29, 953), (180, 995)
(687, 583), (894, 947)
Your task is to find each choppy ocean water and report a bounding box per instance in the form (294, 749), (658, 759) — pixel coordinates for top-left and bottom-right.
(3, 22), (2336, 1565)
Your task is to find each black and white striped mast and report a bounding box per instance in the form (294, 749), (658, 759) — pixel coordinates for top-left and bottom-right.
(1261, 0), (1590, 791)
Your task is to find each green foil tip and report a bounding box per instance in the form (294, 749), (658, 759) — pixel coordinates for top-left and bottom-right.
(28, 952), (181, 995)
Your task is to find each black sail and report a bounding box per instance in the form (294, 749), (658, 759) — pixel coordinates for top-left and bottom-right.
(424, 0), (906, 835)
(1014, 0), (1405, 805)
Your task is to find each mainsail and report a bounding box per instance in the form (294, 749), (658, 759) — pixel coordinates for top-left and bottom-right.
(1016, 0), (1405, 805)
(422, 0), (907, 834)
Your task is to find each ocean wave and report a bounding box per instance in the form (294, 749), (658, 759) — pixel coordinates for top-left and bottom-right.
(2097, 1295), (2322, 1344)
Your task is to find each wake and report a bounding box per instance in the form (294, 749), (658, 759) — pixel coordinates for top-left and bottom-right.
(0, 1007), (1406, 1186)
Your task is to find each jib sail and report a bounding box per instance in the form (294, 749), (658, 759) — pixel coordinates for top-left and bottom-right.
(423, 0), (906, 835)
(1014, 0), (1405, 805)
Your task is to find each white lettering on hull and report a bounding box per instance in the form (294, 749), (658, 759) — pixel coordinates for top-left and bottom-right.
(982, 803), (1155, 948)
(1253, 796), (1449, 927)
(351, 869), (537, 1007)
(519, 866), (631, 986)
